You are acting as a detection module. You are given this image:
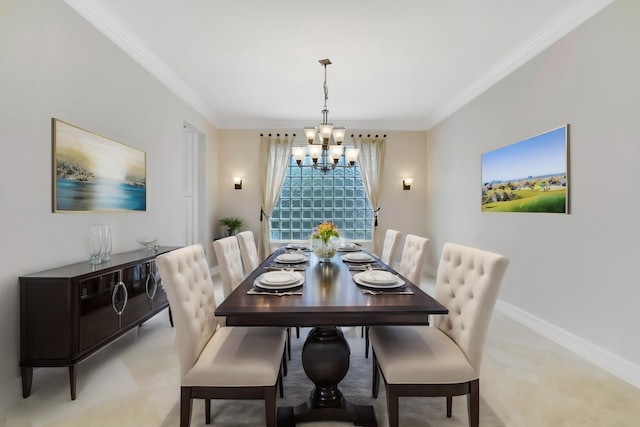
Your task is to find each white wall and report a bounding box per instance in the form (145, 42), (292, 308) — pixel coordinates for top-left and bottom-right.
(0, 0), (219, 397)
(426, 0), (640, 367)
(215, 130), (428, 265)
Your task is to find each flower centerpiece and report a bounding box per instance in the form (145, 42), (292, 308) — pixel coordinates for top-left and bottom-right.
(311, 222), (339, 262)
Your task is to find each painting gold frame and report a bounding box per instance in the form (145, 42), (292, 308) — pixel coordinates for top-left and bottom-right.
(52, 118), (146, 212)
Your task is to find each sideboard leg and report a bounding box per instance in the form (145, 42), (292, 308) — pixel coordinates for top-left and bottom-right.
(69, 365), (77, 400)
(21, 367), (33, 398)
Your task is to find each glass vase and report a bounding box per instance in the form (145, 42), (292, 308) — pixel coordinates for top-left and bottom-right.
(100, 224), (112, 262)
(313, 240), (337, 263)
(89, 225), (103, 265)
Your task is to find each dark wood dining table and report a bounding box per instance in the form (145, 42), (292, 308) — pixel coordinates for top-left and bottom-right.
(215, 245), (448, 427)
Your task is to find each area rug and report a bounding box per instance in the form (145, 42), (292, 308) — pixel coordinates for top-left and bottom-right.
(160, 327), (504, 426)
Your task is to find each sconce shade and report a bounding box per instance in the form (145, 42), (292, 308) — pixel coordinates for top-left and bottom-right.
(403, 178), (413, 191)
(233, 177), (243, 190)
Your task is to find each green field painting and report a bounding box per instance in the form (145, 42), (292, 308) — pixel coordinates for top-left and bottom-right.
(481, 126), (569, 214)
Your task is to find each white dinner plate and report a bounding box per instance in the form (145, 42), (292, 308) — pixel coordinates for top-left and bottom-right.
(275, 253), (308, 263)
(260, 271), (299, 285)
(357, 270), (398, 285)
(342, 252), (373, 263)
(254, 272), (304, 290)
(337, 244), (361, 252)
(353, 272), (405, 289)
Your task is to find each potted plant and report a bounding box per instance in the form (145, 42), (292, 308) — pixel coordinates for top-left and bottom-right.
(219, 216), (244, 236)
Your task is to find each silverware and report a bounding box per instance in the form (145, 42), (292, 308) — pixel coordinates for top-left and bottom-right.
(362, 288), (414, 295)
(266, 266), (307, 271)
(248, 289), (302, 296)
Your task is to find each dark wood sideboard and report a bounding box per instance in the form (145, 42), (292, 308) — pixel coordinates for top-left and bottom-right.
(19, 246), (179, 400)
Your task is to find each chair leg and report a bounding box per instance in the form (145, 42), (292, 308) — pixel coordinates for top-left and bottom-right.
(282, 348), (288, 376)
(446, 396), (453, 417)
(205, 399), (211, 424)
(372, 351), (380, 398)
(265, 386), (277, 427)
(286, 328), (292, 360)
(386, 384), (400, 427)
(468, 379), (480, 427)
(296, 326), (300, 338)
(179, 387), (192, 427)
(278, 367), (284, 398)
(365, 326), (370, 358)
(361, 325), (364, 337)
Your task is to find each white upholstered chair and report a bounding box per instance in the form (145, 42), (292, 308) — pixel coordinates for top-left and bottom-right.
(212, 236), (244, 299)
(156, 244), (286, 427)
(364, 233), (429, 358)
(369, 243), (509, 427)
(215, 233), (297, 361)
(397, 234), (430, 284)
(379, 229), (401, 266)
(236, 230), (261, 275)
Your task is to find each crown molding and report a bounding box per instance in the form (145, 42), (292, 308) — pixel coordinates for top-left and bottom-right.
(64, 0), (218, 125)
(65, 0), (613, 132)
(423, 0), (615, 130)
(215, 119), (428, 132)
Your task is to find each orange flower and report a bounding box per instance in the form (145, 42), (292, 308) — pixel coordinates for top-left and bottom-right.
(311, 222), (339, 244)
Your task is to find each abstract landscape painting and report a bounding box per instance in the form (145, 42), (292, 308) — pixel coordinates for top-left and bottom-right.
(53, 119), (146, 212)
(481, 125), (569, 213)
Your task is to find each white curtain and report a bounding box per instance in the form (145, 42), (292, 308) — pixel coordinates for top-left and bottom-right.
(259, 134), (294, 259)
(353, 134), (386, 251)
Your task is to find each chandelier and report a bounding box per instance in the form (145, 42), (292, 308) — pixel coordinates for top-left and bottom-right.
(292, 59), (359, 173)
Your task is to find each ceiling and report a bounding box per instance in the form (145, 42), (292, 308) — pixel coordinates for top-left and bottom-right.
(65, 0), (612, 131)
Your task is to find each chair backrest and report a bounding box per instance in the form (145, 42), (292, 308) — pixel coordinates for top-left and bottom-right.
(236, 230), (260, 275)
(213, 236), (245, 298)
(156, 244), (219, 379)
(433, 243), (509, 373)
(397, 234), (430, 284)
(379, 229), (401, 265)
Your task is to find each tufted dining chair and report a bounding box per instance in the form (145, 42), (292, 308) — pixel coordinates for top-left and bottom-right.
(214, 234), (296, 362)
(213, 236), (245, 299)
(379, 229), (401, 266)
(236, 231), (261, 275)
(363, 233), (429, 358)
(369, 243), (509, 427)
(397, 234), (430, 284)
(156, 244), (286, 427)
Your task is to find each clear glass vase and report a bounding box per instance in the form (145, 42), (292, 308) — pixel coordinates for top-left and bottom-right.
(100, 224), (112, 262)
(313, 240), (337, 262)
(89, 225), (103, 265)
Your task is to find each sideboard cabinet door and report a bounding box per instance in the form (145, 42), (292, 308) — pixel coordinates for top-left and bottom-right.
(79, 272), (120, 352)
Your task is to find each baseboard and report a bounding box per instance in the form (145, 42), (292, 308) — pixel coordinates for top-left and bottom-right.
(0, 366), (68, 412)
(496, 300), (640, 389)
(0, 376), (20, 411)
(423, 265), (437, 277)
(209, 265), (219, 277)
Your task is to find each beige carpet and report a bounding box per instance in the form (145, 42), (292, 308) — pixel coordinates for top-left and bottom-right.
(161, 327), (504, 426)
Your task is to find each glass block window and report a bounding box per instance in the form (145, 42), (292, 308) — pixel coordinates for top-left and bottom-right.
(271, 153), (373, 241)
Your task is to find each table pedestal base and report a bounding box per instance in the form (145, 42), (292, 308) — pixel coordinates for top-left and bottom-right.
(277, 399), (376, 427)
(277, 326), (377, 427)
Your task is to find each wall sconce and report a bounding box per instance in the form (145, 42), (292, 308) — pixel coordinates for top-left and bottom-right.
(403, 178), (413, 191)
(233, 177), (243, 190)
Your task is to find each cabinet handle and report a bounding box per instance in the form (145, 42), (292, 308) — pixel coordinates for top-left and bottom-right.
(111, 281), (129, 315)
(145, 273), (157, 299)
